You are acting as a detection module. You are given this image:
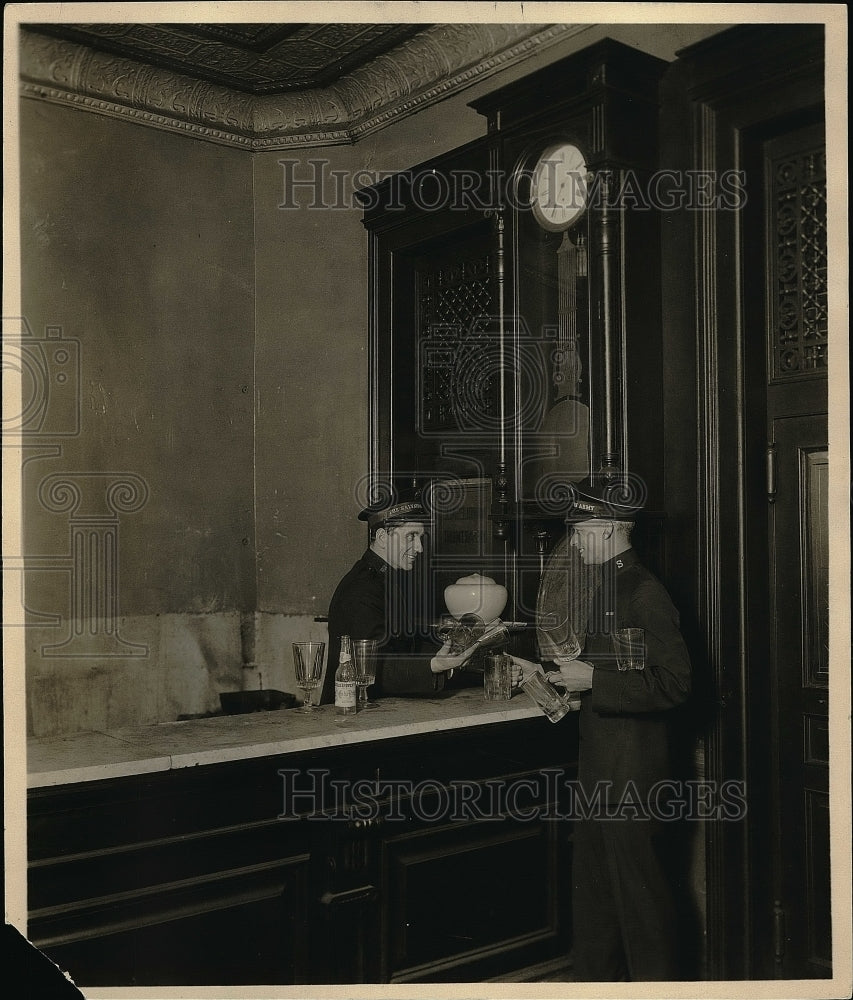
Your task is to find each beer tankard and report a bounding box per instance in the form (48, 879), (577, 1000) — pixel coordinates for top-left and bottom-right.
(521, 670), (573, 724)
(536, 619), (584, 709)
(483, 652), (513, 701)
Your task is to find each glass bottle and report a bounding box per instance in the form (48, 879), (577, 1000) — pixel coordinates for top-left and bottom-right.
(335, 635), (358, 715)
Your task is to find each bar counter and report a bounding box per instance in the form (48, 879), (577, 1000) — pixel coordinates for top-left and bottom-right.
(27, 686), (579, 986)
(28, 686), (550, 788)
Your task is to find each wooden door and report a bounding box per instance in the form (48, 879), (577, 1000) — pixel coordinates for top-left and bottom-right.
(675, 24), (828, 980)
(746, 119), (830, 979)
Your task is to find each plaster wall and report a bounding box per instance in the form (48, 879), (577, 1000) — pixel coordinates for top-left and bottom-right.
(19, 101), (256, 734)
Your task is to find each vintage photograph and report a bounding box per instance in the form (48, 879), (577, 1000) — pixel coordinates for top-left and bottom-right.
(3, 3), (849, 996)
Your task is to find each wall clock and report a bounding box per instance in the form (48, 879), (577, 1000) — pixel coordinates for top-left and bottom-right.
(530, 141), (588, 231)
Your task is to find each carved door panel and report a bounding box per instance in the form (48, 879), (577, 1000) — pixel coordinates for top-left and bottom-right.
(770, 414), (830, 978)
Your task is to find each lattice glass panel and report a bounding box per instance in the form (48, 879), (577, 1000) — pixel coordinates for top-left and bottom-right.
(770, 145), (827, 379)
(417, 254), (496, 433)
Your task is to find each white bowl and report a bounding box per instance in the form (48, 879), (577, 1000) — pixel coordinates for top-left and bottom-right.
(444, 573), (508, 623)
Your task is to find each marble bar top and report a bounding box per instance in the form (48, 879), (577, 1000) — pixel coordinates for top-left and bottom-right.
(26, 687), (574, 790)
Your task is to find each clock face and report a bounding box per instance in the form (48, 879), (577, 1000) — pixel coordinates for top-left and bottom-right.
(530, 142), (588, 231)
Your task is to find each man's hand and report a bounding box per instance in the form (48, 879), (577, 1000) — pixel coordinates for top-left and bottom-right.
(430, 616), (511, 675)
(545, 659), (594, 691)
(508, 655), (544, 689)
(430, 642), (477, 674)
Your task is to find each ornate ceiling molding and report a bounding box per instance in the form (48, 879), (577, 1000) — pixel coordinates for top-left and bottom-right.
(19, 23), (588, 149)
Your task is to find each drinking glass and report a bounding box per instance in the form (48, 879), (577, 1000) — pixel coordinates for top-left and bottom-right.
(353, 639), (379, 708)
(612, 628), (645, 671)
(521, 670), (573, 723)
(292, 642), (325, 712)
(537, 621), (582, 663)
(435, 613), (483, 654)
(476, 620), (511, 652)
(483, 652), (513, 701)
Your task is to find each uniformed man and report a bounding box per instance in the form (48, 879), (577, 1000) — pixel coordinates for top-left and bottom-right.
(511, 477), (692, 981)
(320, 494), (477, 705)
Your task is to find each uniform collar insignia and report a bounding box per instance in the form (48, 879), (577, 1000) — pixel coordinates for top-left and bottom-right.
(604, 548), (638, 573)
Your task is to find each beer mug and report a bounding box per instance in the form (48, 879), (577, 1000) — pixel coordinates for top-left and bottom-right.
(521, 670), (573, 723)
(483, 652), (513, 701)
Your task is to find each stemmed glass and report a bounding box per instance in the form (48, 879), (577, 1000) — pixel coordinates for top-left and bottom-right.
(292, 642), (325, 713)
(352, 639), (379, 709)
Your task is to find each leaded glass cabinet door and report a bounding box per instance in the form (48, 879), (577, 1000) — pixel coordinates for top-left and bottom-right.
(389, 218), (501, 485)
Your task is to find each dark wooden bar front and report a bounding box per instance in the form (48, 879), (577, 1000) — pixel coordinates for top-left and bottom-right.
(27, 691), (579, 986)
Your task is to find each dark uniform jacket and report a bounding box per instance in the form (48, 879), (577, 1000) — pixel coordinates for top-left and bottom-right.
(321, 549), (448, 705)
(576, 547), (692, 803)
